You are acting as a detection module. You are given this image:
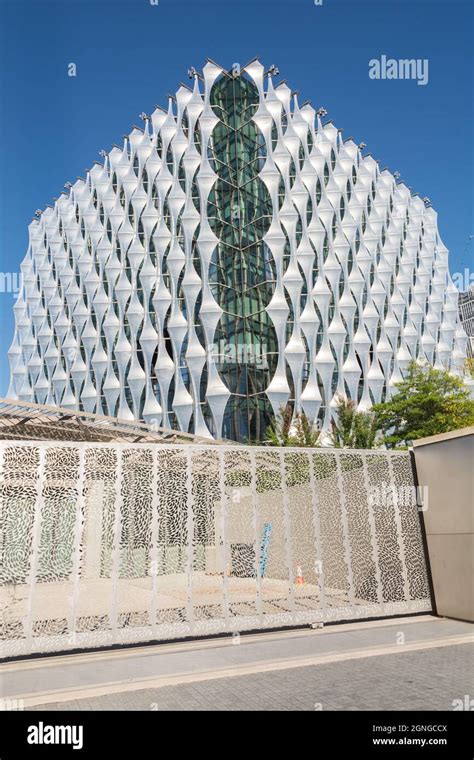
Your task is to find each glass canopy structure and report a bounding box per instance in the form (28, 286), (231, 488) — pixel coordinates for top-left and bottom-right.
(7, 59), (468, 442)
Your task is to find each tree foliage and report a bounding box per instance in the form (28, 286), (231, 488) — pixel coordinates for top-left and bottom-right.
(330, 396), (379, 449)
(265, 405), (321, 447)
(372, 361), (474, 448)
(463, 357), (474, 379)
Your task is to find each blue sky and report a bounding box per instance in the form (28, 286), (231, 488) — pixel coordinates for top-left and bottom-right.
(0, 0), (472, 394)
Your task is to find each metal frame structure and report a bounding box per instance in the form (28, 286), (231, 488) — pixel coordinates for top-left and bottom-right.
(0, 398), (228, 444)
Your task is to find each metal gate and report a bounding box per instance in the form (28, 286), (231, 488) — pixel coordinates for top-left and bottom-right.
(0, 442), (431, 657)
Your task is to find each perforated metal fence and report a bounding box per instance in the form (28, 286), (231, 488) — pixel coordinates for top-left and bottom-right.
(0, 442), (431, 657)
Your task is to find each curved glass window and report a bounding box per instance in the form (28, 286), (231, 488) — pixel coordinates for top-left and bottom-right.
(208, 73), (277, 442)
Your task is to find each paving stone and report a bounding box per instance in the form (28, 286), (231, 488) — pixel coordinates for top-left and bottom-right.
(29, 643), (473, 711)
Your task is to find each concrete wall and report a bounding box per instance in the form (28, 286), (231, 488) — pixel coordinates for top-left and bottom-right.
(412, 427), (474, 622)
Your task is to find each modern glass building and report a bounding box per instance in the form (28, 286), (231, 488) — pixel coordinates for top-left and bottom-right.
(458, 287), (474, 359)
(7, 59), (469, 441)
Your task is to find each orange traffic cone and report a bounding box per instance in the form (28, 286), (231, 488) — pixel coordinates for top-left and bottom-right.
(295, 562), (305, 585)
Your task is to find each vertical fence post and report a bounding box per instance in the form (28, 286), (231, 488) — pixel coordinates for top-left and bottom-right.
(185, 446), (195, 634)
(149, 446), (160, 639)
(219, 448), (230, 625)
(279, 449), (295, 614)
(361, 452), (384, 608)
(334, 451), (356, 614)
(25, 444), (46, 653)
(68, 446), (85, 649)
(308, 450), (327, 615)
(110, 446), (124, 643)
(386, 454), (411, 603)
(250, 449), (263, 624)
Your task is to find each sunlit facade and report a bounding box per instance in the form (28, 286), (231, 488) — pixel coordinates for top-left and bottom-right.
(458, 287), (474, 359)
(8, 59), (468, 441)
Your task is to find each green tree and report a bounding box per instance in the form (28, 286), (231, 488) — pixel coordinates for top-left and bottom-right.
(265, 405), (321, 447)
(372, 361), (474, 449)
(330, 396), (380, 449)
(463, 357), (474, 379)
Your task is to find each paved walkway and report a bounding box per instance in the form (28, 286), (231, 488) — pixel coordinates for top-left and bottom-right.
(30, 643), (473, 711)
(1, 616), (472, 711)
